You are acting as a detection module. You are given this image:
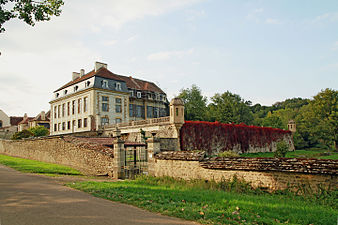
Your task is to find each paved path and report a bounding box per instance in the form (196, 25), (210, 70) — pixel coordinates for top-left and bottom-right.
(0, 165), (199, 225)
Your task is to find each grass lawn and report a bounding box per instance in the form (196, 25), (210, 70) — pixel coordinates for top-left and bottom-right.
(0, 154), (82, 176)
(67, 176), (338, 225)
(240, 148), (338, 160)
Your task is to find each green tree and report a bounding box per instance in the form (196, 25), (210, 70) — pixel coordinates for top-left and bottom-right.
(11, 129), (33, 140)
(178, 84), (208, 121)
(261, 112), (284, 129)
(0, 0), (64, 32)
(207, 91), (254, 124)
(29, 126), (49, 137)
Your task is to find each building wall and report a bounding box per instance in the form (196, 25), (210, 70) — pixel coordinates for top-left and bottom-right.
(0, 110), (10, 128)
(50, 89), (95, 135)
(0, 137), (115, 175)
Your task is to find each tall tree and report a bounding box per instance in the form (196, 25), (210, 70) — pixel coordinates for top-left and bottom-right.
(0, 0), (64, 32)
(208, 91), (254, 124)
(178, 84), (208, 121)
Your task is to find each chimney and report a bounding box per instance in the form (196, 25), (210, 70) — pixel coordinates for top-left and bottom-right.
(95, 62), (107, 72)
(72, 72), (80, 81)
(41, 111), (46, 121)
(80, 69), (85, 77)
(24, 113), (27, 119)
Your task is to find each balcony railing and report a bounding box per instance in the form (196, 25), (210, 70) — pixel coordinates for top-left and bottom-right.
(104, 116), (170, 129)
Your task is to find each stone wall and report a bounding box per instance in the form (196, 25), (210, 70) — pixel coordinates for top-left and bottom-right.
(0, 136), (115, 176)
(149, 151), (337, 191)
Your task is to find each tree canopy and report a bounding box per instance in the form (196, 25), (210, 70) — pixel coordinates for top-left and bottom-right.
(0, 0), (64, 32)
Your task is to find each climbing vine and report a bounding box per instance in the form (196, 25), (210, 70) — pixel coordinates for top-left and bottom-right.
(180, 121), (291, 154)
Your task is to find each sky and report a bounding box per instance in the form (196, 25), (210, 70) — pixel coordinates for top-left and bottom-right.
(1, 0), (338, 116)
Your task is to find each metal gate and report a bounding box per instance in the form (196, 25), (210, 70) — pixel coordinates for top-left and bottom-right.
(123, 143), (148, 179)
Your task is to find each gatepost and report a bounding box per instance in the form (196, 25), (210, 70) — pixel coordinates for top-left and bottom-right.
(147, 136), (160, 176)
(112, 128), (125, 179)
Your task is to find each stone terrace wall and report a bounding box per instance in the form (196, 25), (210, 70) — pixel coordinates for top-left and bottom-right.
(0, 136), (115, 176)
(150, 151), (337, 191)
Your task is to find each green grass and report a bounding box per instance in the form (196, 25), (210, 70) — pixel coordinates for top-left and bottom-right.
(67, 176), (337, 225)
(240, 148), (338, 160)
(0, 154), (82, 176)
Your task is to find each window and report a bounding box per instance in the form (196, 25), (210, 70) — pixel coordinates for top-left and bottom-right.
(64, 90), (68, 95)
(160, 108), (167, 117)
(115, 98), (122, 113)
(57, 105), (60, 118)
(62, 104), (65, 117)
(62, 122), (66, 130)
(136, 105), (144, 118)
(67, 102), (70, 116)
(115, 118), (122, 124)
(129, 90), (134, 97)
(74, 86), (79, 92)
(115, 82), (121, 90)
(101, 80), (109, 88)
(102, 96), (109, 112)
(154, 107), (159, 118)
(85, 81), (90, 87)
(137, 91), (142, 98)
(83, 97), (88, 112)
(176, 108), (179, 116)
(0, 120), (2, 128)
(147, 106), (153, 118)
(54, 106), (57, 119)
(54, 124), (57, 131)
(78, 119), (82, 128)
(72, 100), (75, 115)
(58, 123), (61, 131)
(67, 121), (71, 130)
(84, 118), (88, 127)
(102, 103), (109, 112)
(101, 117), (109, 126)
(129, 104), (134, 117)
(55, 93), (59, 98)
(78, 99), (82, 114)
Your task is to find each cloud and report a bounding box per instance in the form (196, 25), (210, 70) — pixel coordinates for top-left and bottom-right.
(186, 9), (205, 21)
(102, 40), (118, 46)
(312, 12), (338, 23)
(332, 41), (338, 51)
(246, 8), (264, 22)
(265, 18), (282, 25)
(147, 49), (194, 61)
(126, 35), (138, 42)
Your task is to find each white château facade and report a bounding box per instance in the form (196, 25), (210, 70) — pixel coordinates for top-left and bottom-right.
(50, 62), (169, 135)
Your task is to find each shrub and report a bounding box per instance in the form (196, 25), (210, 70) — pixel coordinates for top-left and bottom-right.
(218, 151), (239, 158)
(274, 140), (289, 157)
(29, 126), (49, 137)
(11, 130), (34, 140)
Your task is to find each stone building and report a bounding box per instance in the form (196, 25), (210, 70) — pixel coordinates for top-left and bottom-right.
(50, 62), (169, 135)
(0, 110), (24, 139)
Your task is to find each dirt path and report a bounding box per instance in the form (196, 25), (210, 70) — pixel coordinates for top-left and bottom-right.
(0, 165), (199, 225)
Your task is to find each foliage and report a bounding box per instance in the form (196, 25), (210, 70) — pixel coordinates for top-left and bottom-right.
(208, 91), (254, 124)
(177, 84), (208, 121)
(29, 125), (49, 137)
(180, 120), (290, 154)
(11, 129), (33, 140)
(0, 154), (82, 175)
(260, 111), (284, 129)
(67, 176), (337, 225)
(0, 0), (64, 32)
(217, 151), (239, 158)
(274, 140), (289, 158)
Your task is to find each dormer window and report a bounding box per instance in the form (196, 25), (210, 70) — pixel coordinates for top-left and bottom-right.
(101, 80), (109, 88)
(64, 90), (68, 95)
(55, 93), (60, 98)
(115, 82), (121, 90)
(86, 81), (91, 87)
(129, 90), (134, 97)
(137, 91), (142, 98)
(74, 86), (79, 92)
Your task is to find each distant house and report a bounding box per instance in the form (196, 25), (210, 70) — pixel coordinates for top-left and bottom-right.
(18, 111), (50, 132)
(0, 110), (24, 139)
(50, 61), (169, 135)
(18, 114), (35, 132)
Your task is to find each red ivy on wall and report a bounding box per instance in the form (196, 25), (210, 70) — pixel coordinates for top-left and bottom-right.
(180, 121), (291, 154)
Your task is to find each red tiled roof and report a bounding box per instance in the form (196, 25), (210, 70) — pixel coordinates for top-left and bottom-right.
(54, 67), (165, 94)
(18, 117), (34, 125)
(10, 117), (23, 126)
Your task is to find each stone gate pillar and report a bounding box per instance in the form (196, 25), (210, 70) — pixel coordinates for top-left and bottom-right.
(147, 137), (160, 176)
(112, 128), (125, 179)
